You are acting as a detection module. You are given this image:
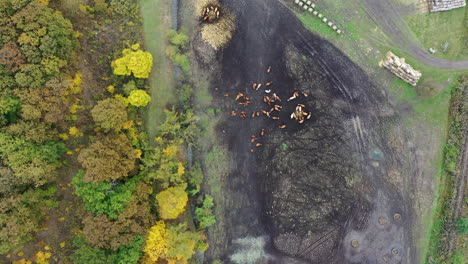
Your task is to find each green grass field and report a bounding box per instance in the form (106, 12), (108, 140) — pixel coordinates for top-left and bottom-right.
(140, 0), (177, 140)
(406, 7), (467, 61)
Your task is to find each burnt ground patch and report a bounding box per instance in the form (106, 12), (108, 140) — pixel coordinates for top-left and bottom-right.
(197, 0), (418, 263)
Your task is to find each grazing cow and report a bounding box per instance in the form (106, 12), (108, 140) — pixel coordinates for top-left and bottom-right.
(267, 66), (272, 73)
(265, 89), (271, 93)
(279, 125), (286, 128)
(236, 92), (244, 100)
(302, 92), (308, 97)
(252, 83), (257, 89)
(256, 143), (263, 147)
(250, 148), (254, 152)
(224, 93), (229, 97)
(272, 116), (279, 120)
(266, 82), (272, 86)
(260, 129), (265, 136)
(231, 111), (237, 116)
(256, 83), (262, 90)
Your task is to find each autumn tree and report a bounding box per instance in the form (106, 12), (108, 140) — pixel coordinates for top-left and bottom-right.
(0, 41), (25, 72)
(15, 77), (72, 125)
(0, 187), (58, 254)
(77, 135), (138, 183)
(143, 222), (202, 264)
(81, 182), (153, 250)
(156, 186), (188, 220)
(91, 98), (128, 132)
(128, 90), (151, 107)
(112, 44), (153, 79)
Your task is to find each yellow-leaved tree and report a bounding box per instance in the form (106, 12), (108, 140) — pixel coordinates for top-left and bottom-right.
(156, 187), (188, 220)
(143, 222), (202, 264)
(112, 44), (153, 78)
(143, 221), (168, 262)
(128, 90), (151, 107)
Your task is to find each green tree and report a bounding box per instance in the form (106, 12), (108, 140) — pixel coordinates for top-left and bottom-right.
(77, 135), (138, 183)
(122, 80), (137, 96)
(455, 218), (468, 234)
(0, 95), (21, 126)
(195, 194), (216, 229)
(112, 44), (153, 79)
(0, 132), (65, 188)
(167, 30), (189, 48)
(128, 90), (151, 107)
(72, 170), (137, 219)
(70, 237), (108, 264)
(159, 109), (200, 145)
(91, 98), (128, 132)
(166, 224), (202, 263)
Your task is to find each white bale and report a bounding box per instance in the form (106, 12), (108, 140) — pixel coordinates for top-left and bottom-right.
(313, 11), (318, 15)
(295, 0), (300, 4)
(299, 2), (303, 6)
(327, 22), (333, 26)
(332, 25), (337, 30)
(322, 18), (327, 22)
(337, 29), (342, 34)
(303, 5), (308, 10)
(306, 1), (312, 5)
(311, 3), (316, 8)
(318, 13), (323, 18)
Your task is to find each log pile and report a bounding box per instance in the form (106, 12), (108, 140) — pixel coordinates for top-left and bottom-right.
(379, 51), (422, 87)
(430, 0), (466, 12)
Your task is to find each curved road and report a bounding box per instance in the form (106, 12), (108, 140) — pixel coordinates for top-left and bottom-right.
(361, 0), (468, 70)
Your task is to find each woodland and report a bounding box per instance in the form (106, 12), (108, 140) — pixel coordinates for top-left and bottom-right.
(0, 0), (213, 263)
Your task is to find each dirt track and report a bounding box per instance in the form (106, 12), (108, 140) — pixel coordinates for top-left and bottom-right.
(360, 0), (468, 70)
(200, 0), (421, 263)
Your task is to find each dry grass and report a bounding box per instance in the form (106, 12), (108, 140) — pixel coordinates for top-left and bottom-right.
(196, 0), (236, 50)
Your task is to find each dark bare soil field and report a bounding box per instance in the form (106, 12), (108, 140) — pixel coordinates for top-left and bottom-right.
(192, 0), (429, 263)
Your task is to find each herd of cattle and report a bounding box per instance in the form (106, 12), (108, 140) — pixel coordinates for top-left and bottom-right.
(225, 66), (312, 152)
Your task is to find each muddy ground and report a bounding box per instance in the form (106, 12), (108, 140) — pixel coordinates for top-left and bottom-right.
(190, 0), (434, 263)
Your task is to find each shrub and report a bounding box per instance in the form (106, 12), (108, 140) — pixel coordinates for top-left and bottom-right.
(455, 218), (468, 234)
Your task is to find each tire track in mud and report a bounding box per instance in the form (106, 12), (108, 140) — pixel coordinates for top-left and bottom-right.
(210, 0), (413, 263)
